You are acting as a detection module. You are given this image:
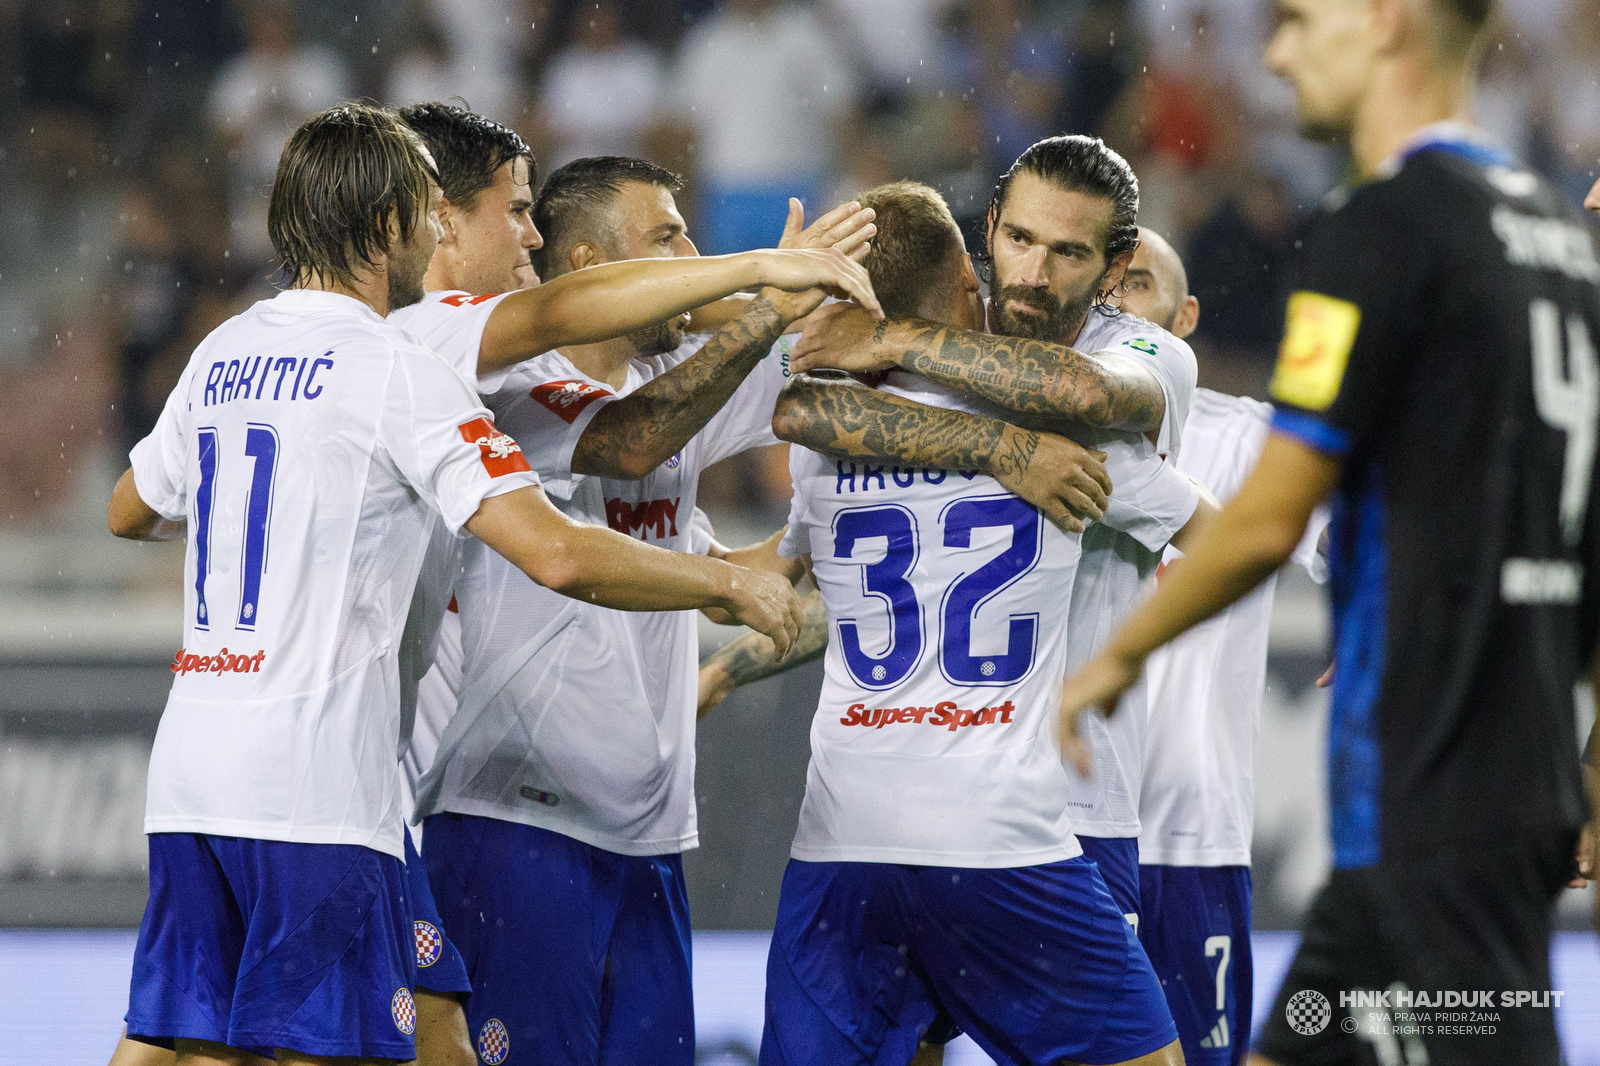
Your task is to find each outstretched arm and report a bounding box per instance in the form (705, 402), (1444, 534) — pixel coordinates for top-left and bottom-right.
(466, 484), (804, 658)
(789, 304), (1165, 434)
(771, 373), (1112, 534)
(1054, 434), (1339, 771)
(479, 203), (880, 372)
(572, 293), (789, 478)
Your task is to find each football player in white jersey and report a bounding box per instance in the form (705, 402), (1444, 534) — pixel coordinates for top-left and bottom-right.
(789, 137), (1213, 935)
(407, 152), (1119, 1066)
(760, 178), (1195, 1065)
(1115, 229), (1328, 1066)
(104, 104), (805, 1066)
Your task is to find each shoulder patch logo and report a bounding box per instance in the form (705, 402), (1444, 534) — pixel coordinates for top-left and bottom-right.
(439, 292), (500, 307)
(1271, 291), (1361, 412)
(458, 416), (532, 477)
(1123, 338), (1160, 357)
(529, 379), (612, 424)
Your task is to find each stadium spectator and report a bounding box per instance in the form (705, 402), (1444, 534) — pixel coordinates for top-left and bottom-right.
(208, 0), (352, 269)
(669, 0), (857, 253)
(536, 2), (668, 167)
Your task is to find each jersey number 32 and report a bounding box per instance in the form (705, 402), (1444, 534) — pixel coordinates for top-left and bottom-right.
(831, 495), (1042, 690)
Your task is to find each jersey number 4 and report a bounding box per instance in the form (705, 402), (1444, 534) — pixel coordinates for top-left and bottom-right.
(1530, 299), (1599, 546)
(194, 424), (280, 631)
(832, 495), (1042, 690)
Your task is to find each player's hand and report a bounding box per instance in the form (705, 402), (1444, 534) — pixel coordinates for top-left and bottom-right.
(790, 302), (901, 375)
(755, 246), (882, 320)
(1569, 820), (1594, 889)
(1056, 649), (1144, 777)
(721, 566), (805, 662)
(1315, 660), (1336, 688)
(989, 426), (1110, 534)
(761, 199), (880, 322)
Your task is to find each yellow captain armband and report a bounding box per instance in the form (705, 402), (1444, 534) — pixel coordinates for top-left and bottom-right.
(1269, 291), (1361, 412)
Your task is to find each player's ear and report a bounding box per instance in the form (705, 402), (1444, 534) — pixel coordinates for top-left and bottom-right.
(1173, 295), (1200, 340)
(433, 196), (459, 247)
(570, 241), (598, 272)
(960, 253), (981, 294)
(1102, 248), (1135, 293)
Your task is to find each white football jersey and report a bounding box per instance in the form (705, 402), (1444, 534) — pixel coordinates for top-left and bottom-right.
(1060, 310), (1200, 839)
(781, 378), (1086, 866)
(1139, 389), (1328, 867)
(130, 290), (541, 859)
(413, 335), (794, 855)
(388, 289), (521, 391)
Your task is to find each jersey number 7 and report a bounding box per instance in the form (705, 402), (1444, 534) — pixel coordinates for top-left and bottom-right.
(194, 424), (280, 631)
(832, 495), (1043, 690)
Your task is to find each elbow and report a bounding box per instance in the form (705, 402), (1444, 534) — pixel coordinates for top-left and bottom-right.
(770, 385), (811, 444)
(527, 538), (590, 597)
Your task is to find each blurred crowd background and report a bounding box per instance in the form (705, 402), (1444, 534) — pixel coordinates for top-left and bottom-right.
(0, 0), (1595, 931)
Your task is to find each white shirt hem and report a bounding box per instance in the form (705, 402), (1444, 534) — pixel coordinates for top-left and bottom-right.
(436, 798), (698, 857)
(143, 817), (404, 860)
(790, 840), (1083, 868)
(1136, 845), (1252, 868)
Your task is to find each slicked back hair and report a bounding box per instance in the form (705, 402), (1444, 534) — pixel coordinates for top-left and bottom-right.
(988, 135), (1140, 266)
(268, 103), (436, 289)
(856, 181), (965, 321)
(533, 156), (683, 279)
(398, 102), (534, 212)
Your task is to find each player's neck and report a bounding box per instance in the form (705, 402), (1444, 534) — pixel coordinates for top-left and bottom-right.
(298, 270), (392, 317)
(423, 257), (460, 295)
(557, 336), (635, 390)
(1351, 55), (1477, 179)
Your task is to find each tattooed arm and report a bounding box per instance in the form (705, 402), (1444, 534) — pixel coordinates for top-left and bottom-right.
(571, 294), (789, 478)
(699, 587), (829, 717)
(789, 304), (1165, 434)
(771, 373), (1111, 534)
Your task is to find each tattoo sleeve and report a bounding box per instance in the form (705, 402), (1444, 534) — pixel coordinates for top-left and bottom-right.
(771, 373), (1016, 471)
(887, 322), (1165, 433)
(700, 589), (828, 703)
(572, 294), (786, 479)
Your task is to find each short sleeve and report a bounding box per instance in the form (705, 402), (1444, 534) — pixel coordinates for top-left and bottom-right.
(694, 337), (794, 467)
(485, 358), (620, 502)
(1093, 323), (1197, 456)
(1097, 439), (1200, 552)
(390, 291), (520, 394)
(1268, 185), (1427, 458)
(1293, 504), (1332, 584)
(384, 345), (542, 537)
(687, 507), (718, 556)
(128, 361), (196, 521)
(778, 446), (814, 559)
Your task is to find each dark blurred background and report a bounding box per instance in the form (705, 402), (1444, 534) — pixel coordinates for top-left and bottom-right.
(0, 0), (1594, 935)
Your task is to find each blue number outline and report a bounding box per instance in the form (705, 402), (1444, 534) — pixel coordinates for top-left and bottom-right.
(236, 423), (280, 630)
(194, 427), (220, 630)
(830, 503), (925, 690)
(937, 494), (1043, 687)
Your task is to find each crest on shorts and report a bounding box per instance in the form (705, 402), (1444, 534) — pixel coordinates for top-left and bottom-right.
(414, 920), (443, 968)
(391, 987), (416, 1035)
(478, 1017), (510, 1064)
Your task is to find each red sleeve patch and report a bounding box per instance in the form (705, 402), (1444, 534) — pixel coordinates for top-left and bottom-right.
(528, 379), (613, 424)
(440, 293), (501, 307)
(458, 417), (532, 477)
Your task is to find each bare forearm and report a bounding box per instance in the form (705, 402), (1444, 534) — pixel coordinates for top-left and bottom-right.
(699, 590), (828, 716)
(880, 321), (1164, 432)
(482, 254), (772, 371)
(771, 374), (1018, 473)
(573, 295), (786, 478)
